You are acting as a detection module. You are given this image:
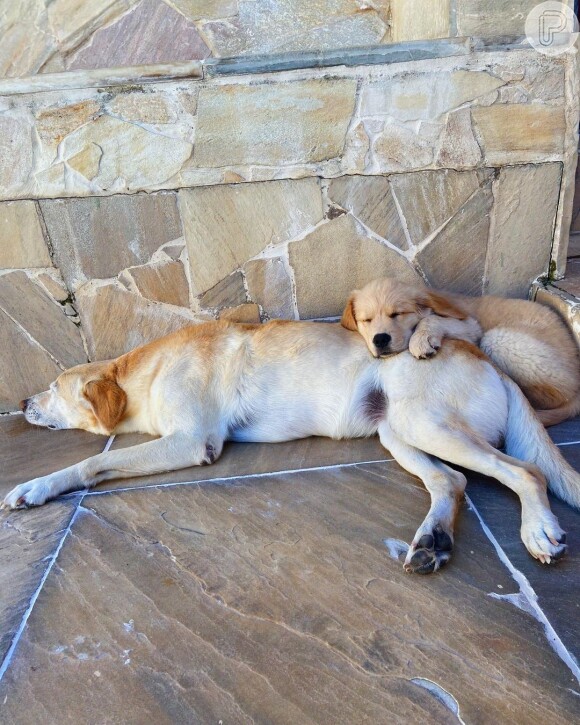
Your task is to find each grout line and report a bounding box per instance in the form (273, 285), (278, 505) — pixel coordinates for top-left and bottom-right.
(465, 494), (580, 684)
(0, 433), (115, 683)
(0, 506), (83, 682)
(66, 457), (395, 499)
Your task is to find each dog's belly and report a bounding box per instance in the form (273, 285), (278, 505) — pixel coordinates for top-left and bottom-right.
(227, 380), (382, 443)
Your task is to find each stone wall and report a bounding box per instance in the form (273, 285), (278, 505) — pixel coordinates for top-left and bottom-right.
(0, 42), (577, 412)
(1, 0), (576, 78)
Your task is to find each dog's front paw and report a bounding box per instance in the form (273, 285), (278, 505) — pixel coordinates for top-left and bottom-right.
(1, 479), (52, 510)
(521, 516), (567, 564)
(409, 331), (442, 360)
(404, 523), (453, 574)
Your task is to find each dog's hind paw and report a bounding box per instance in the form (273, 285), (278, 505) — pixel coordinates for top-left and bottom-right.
(404, 524), (453, 574)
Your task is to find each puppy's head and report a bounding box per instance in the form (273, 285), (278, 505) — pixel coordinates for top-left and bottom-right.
(20, 361), (127, 435)
(341, 277), (466, 357)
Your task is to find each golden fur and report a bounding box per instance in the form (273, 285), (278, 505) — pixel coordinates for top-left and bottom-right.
(343, 277), (580, 426)
(3, 319), (579, 573)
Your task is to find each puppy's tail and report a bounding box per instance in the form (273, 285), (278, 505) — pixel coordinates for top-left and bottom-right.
(502, 374), (580, 509)
(535, 389), (580, 428)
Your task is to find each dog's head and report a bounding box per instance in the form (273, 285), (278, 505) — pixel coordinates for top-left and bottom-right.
(20, 361), (127, 435)
(341, 277), (467, 357)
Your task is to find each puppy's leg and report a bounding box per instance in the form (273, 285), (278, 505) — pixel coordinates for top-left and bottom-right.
(378, 420), (466, 574)
(2, 431), (223, 509)
(409, 316), (482, 359)
(407, 423), (567, 564)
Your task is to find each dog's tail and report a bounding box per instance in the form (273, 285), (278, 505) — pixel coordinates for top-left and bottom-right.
(502, 374), (580, 509)
(535, 389), (580, 428)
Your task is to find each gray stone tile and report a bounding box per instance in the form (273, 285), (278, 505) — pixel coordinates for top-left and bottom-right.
(97, 433), (389, 493)
(549, 416), (580, 445)
(327, 175), (408, 249)
(289, 214), (422, 318)
(485, 163), (562, 298)
(180, 179), (323, 295)
(465, 447), (580, 658)
(415, 183), (492, 294)
(0, 271), (86, 370)
(0, 416), (107, 665)
(0, 462), (578, 722)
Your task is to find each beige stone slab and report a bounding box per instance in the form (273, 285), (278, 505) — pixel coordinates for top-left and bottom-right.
(457, 0), (547, 36)
(472, 104), (566, 164)
(416, 183), (492, 295)
(389, 169), (489, 246)
(360, 69), (504, 123)
(40, 193), (182, 291)
(169, 0), (238, 21)
(219, 303), (261, 323)
(0, 271), (86, 369)
(436, 107), (482, 167)
(327, 176), (408, 249)
(485, 163), (563, 298)
(0, 463), (578, 722)
(289, 214), (422, 319)
(59, 113), (192, 192)
(98, 433), (388, 493)
(244, 257), (295, 319)
(180, 179), (323, 294)
(389, 0), (450, 41)
(0, 201), (51, 269)
(119, 260), (191, 307)
(201, 0), (387, 56)
(0, 416), (107, 663)
(192, 79), (357, 167)
(0, 115), (34, 196)
(76, 282), (203, 361)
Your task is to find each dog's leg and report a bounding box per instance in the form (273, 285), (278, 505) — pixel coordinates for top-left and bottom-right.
(406, 423), (567, 564)
(409, 316), (482, 359)
(378, 420), (466, 574)
(2, 431), (223, 509)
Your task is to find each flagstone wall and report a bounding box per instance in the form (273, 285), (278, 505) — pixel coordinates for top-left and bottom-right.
(3, 0), (576, 78)
(0, 41), (577, 411)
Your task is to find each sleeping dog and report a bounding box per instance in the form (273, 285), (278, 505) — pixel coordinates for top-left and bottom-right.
(342, 277), (580, 426)
(2, 319), (578, 574)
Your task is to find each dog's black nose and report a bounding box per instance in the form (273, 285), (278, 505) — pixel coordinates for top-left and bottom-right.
(373, 333), (391, 350)
(20, 398), (29, 412)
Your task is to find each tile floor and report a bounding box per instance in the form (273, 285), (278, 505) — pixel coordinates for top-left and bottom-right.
(0, 414), (579, 723)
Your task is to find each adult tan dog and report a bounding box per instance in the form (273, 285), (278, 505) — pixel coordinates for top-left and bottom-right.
(2, 319), (579, 574)
(342, 277), (580, 426)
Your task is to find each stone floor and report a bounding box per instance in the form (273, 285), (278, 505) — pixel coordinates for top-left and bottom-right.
(0, 414), (579, 723)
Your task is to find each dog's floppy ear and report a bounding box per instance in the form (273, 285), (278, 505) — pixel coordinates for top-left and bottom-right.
(341, 293), (359, 331)
(83, 378), (127, 432)
(419, 290), (467, 320)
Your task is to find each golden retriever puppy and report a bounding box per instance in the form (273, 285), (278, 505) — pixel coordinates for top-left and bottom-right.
(3, 320), (579, 575)
(342, 277), (580, 426)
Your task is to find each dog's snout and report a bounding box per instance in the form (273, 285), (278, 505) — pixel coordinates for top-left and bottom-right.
(20, 398), (29, 412)
(373, 333), (392, 350)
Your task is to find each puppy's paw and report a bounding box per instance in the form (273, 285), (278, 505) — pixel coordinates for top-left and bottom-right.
(521, 517), (567, 564)
(409, 331), (442, 360)
(1, 479), (52, 510)
(404, 523), (453, 574)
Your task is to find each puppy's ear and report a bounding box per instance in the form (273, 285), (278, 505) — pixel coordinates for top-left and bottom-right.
(420, 290), (467, 320)
(84, 378), (127, 433)
(341, 293), (359, 331)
